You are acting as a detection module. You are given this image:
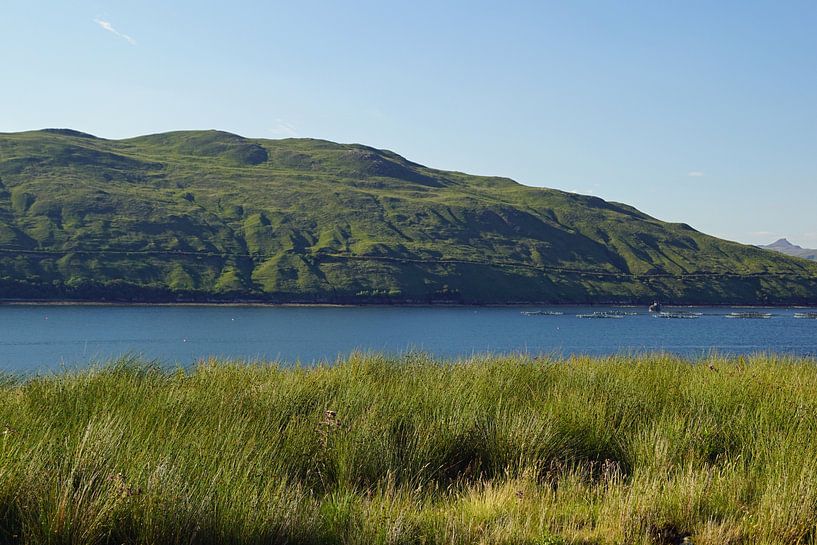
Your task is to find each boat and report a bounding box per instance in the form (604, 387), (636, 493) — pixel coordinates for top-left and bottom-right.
(794, 312), (817, 319)
(725, 312), (773, 319)
(521, 310), (564, 316)
(648, 301), (662, 313)
(654, 311), (702, 319)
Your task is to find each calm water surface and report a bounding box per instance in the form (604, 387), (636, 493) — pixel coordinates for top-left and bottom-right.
(0, 305), (815, 372)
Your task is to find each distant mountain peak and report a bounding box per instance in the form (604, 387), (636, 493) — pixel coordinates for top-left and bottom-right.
(760, 238), (816, 261)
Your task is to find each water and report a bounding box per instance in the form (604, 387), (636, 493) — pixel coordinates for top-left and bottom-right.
(0, 305), (815, 373)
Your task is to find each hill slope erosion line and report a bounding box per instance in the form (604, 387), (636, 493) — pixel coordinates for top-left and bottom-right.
(0, 129), (815, 304)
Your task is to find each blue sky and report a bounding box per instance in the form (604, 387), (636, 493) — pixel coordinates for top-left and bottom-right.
(2, 0), (815, 246)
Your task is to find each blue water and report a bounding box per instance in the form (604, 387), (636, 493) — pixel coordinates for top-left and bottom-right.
(0, 305), (815, 372)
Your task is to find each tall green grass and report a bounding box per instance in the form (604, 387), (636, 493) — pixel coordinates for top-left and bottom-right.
(2, 353), (817, 544)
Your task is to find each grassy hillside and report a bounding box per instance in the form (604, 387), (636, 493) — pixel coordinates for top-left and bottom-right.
(1, 129), (816, 303)
(2, 354), (817, 544)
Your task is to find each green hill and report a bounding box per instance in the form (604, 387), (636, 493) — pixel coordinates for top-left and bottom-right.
(0, 129), (815, 304)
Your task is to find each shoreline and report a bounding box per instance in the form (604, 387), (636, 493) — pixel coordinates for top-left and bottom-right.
(0, 299), (815, 309)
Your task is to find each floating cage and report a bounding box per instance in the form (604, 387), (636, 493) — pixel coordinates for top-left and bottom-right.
(726, 312), (773, 319)
(577, 312), (626, 319)
(654, 311), (703, 319)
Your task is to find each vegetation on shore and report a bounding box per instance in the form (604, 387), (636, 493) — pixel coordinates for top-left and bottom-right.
(2, 353), (817, 544)
(2, 129), (817, 305)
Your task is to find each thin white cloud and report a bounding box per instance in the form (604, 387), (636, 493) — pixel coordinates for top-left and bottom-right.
(568, 183), (600, 195)
(801, 232), (817, 245)
(750, 231), (776, 237)
(687, 171), (705, 177)
(93, 18), (136, 45)
(270, 119), (298, 137)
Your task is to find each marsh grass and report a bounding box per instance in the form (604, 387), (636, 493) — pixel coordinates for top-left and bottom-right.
(1, 352), (817, 544)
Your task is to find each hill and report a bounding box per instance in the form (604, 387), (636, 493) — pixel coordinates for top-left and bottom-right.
(0, 129), (816, 304)
(760, 238), (817, 261)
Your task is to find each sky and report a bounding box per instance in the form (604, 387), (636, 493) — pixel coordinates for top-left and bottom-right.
(1, 0), (815, 246)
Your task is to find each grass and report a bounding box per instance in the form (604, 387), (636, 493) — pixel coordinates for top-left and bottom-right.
(2, 129), (817, 304)
(2, 353), (817, 544)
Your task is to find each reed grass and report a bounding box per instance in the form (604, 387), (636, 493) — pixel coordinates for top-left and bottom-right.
(2, 352), (817, 544)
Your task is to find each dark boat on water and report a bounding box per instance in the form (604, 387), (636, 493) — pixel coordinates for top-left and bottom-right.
(649, 301), (662, 313)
